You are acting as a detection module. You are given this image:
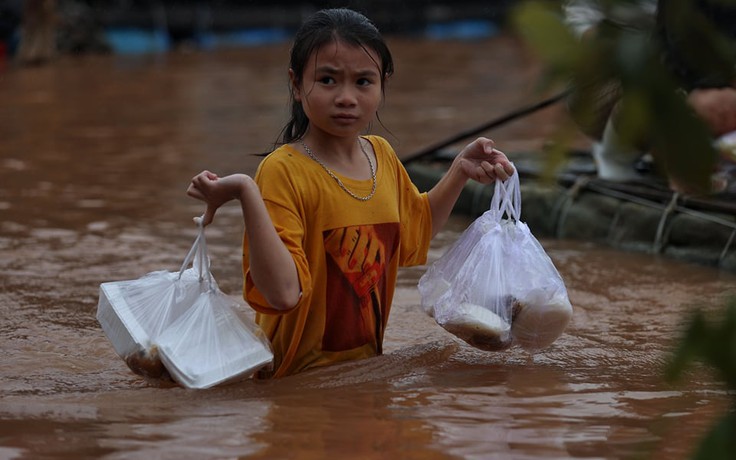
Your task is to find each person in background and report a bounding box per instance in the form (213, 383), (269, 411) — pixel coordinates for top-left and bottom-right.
(564, 0), (736, 194)
(0, 0), (21, 61)
(186, 8), (514, 378)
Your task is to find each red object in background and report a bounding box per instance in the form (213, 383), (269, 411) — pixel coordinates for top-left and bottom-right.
(0, 41), (6, 68)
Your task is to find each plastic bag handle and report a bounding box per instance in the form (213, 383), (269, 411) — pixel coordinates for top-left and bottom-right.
(489, 167), (521, 222)
(196, 220), (214, 289)
(178, 231), (201, 277)
(177, 216), (214, 290)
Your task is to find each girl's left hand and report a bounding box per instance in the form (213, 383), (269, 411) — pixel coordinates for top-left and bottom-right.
(187, 171), (247, 225)
(456, 137), (514, 184)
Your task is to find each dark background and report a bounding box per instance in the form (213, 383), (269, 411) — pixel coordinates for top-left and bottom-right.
(0, 0), (515, 57)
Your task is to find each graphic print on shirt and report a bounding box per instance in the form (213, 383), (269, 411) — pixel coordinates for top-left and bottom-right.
(322, 223), (399, 352)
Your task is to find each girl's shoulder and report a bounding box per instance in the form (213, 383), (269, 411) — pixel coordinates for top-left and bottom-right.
(263, 143), (302, 161)
(257, 144), (308, 173)
(363, 135), (393, 153)
(363, 135), (400, 164)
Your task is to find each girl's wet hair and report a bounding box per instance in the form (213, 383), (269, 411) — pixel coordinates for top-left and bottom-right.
(279, 8), (394, 144)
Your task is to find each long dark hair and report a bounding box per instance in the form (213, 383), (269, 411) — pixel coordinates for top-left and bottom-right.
(278, 8), (394, 144)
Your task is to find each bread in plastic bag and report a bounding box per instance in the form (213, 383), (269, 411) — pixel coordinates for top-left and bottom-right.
(418, 169), (573, 351)
(97, 220), (273, 388)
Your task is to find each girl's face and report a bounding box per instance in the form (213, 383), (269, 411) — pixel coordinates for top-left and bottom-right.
(291, 39), (384, 142)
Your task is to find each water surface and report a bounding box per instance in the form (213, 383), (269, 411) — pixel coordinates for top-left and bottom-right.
(1, 36), (734, 459)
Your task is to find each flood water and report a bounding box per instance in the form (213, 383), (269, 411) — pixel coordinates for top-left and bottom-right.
(2, 34), (736, 460)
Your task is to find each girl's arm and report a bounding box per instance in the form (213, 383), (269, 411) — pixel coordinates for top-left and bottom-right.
(187, 171), (301, 311)
(426, 137), (514, 237)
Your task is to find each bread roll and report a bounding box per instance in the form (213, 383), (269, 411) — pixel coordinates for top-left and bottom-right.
(442, 302), (513, 351)
(511, 297), (573, 350)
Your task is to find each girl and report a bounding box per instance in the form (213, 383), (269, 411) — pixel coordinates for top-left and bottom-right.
(187, 8), (514, 379)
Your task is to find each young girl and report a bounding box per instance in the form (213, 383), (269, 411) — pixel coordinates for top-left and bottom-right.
(187, 8), (514, 379)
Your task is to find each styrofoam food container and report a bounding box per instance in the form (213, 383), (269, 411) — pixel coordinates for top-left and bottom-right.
(97, 280), (151, 359)
(156, 290), (274, 389)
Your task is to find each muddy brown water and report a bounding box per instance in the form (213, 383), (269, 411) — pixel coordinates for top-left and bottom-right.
(2, 35), (735, 459)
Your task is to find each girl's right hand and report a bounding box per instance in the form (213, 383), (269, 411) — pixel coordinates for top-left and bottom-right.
(456, 137), (514, 184)
(187, 171), (247, 226)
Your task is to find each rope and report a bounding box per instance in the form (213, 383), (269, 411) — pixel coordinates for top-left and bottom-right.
(584, 182), (736, 231)
(653, 192), (679, 254)
(607, 206), (623, 244)
(554, 175), (594, 238)
(720, 229), (736, 263)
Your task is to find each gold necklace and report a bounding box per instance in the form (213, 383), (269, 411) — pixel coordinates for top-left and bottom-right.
(301, 139), (377, 201)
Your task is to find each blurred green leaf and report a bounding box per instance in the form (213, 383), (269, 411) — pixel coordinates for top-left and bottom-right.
(512, 4), (736, 457)
(662, 0), (736, 88)
(666, 297), (736, 389)
(662, 298), (736, 460)
(512, 1), (584, 75)
(512, 0), (722, 193)
(691, 411), (736, 460)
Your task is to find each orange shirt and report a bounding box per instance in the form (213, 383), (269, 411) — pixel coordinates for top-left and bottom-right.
(243, 135), (432, 378)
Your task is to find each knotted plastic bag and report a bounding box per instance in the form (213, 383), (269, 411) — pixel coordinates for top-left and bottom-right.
(96, 227), (210, 380)
(97, 219), (273, 388)
(418, 169), (573, 351)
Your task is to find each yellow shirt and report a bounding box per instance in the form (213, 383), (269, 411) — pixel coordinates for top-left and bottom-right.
(243, 135), (432, 378)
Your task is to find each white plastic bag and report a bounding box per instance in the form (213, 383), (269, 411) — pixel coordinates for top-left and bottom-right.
(97, 228), (209, 380)
(418, 169), (573, 351)
(97, 220), (273, 388)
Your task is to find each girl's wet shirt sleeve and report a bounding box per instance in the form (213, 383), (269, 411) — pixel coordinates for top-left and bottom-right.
(242, 154), (313, 314)
(375, 137), (432, 266)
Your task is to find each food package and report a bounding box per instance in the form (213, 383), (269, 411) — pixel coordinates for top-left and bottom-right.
(97, 241), (207, 380)
(418, 220), (486, 318)
(510, 287), (574, 350)
(418, 169), (573, 351)
(97, 220), (273, 387)
(440, 301), (514, 351)
(156, 287), (273, 389)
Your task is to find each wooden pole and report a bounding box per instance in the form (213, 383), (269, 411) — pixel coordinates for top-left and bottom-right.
(17, 0), (57, 65)
(401, 90), (569, 164)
